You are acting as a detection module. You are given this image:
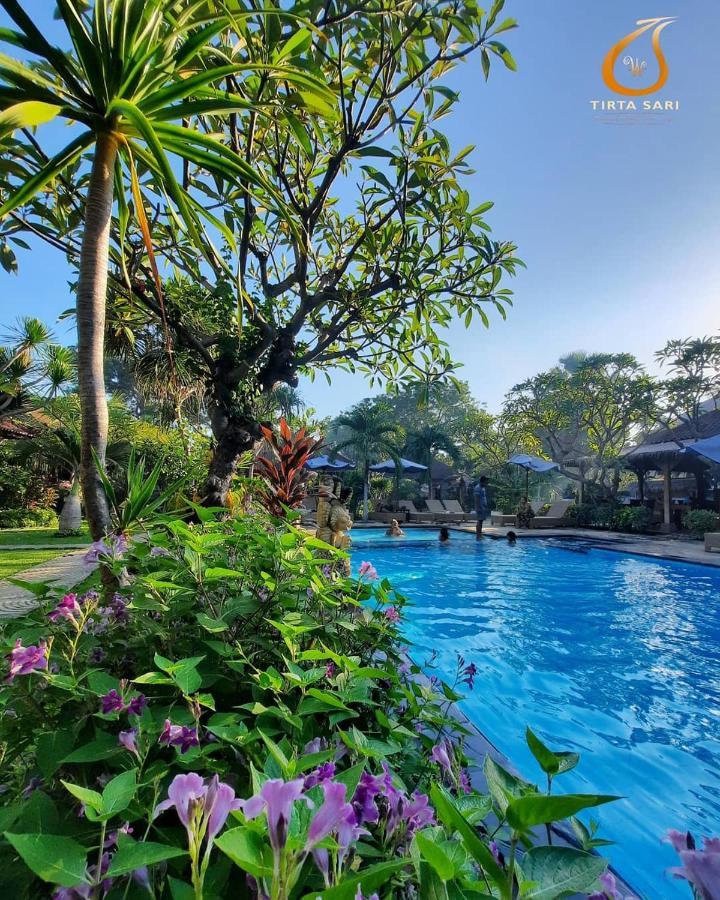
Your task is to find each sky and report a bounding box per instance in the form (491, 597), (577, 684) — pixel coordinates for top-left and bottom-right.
(1, 1), (719, 416)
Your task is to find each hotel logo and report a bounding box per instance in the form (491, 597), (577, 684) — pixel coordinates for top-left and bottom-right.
(591, 17), (679, 117)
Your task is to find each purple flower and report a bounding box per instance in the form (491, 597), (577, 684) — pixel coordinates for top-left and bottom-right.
(6, 639), (48, 682)
(322, 564), (332, 577)
(588, 870), (637, 900)
(325, 662), (336, 678)
(307, 781), (353, 848)
(384, 606), (400, 623)
(127, 694), (147, 716)
(303, 737), (327, 755)
(431, 741), (453, 776)
(159, 719), (199, 753)
(355, 887), (379, 900)
(358, 561), (378, 581)
(84, 534), (127, 564)
(150, 545), (170, 557)
(83, 540), (109, 564)
(205, 775), (245, 841)
(48, 593), (82, 624)
(118, 728), (139, 757)
(665, 829), (720, 900)
(155, 772), (207, 830)
(22, 776), (42, 799)
(459, 769), (471, 794)
(352, 770), (386, 825)
(489, 840), (504, 868)
(90, 647), (105, 664)
(304, 762), (336, 790)
(101, 690), (125, 714)
(239, 778), (310, 852)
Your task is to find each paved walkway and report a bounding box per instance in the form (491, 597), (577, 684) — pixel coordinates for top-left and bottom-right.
(0, 549), (95, 619)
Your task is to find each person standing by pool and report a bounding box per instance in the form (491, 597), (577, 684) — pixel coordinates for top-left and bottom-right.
(473, 476), (490, 539)
(516, 496), (534, 529)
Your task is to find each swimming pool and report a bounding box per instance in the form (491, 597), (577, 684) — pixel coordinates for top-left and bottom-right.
(351, 529), (720, 898)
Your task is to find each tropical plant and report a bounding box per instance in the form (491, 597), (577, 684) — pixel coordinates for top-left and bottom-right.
(254, 418), (322, 517)
(332, 401), (403, 520)
(14, 394), (131, 533)
(683, 508), (720, 539)
(0, 317), (72, 426)
(0, 0), (333, 537)
(40, 1), (522, 506)
(0, 511), (630, 900)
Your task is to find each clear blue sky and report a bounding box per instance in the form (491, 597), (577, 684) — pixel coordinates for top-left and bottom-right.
(2, 1), (718, 415)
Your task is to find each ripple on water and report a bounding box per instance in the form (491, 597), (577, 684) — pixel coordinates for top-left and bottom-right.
(353, 532), (720, 898)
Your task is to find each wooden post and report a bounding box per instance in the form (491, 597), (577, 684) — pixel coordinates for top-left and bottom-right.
(662, 465), (672, 532)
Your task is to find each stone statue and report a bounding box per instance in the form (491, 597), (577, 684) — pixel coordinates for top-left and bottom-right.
(315, 481), (353, 574)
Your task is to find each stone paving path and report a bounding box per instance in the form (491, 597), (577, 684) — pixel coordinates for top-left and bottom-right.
(0, 549), (95, 619)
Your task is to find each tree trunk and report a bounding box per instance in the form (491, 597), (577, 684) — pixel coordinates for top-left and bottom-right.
(59, 477), (83, 535)
(362, 462), (369, 521)
(77, 132), (117, 540)
(204, 405), (259, 507)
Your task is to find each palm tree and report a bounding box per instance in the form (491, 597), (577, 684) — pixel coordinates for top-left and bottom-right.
(405, 424), (461, 493)
(332, 401), (403, 521)
(0, 0), (330, 537)
(0, 317), (72, 426)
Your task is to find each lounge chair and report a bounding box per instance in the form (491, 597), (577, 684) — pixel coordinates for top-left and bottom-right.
(369, 511), (399, 525)
(491, 511), (517, 526)
(425, 499), (457, 522)
(705, 533), (720, 552)
(398, 501), (434, 523)
(442, 499), (474, 522)
(532, 499), (574, 528)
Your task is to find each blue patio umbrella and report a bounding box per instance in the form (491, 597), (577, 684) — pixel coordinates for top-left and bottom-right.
(369, 457), (427, 474)
(684, 435), (720, 465)
(304, 453), (356, 472)
(508, 453), (559, 495)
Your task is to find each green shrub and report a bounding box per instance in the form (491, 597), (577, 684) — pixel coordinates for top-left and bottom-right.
(0, 507), (58, 529)
(683, 508), (720, 538)
(612, 506), (655, 534)
(0, 511), (621, 899)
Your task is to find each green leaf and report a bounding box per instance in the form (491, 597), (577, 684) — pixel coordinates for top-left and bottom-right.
(517, 847), (608, 899)
(196, 613), (228, 633)
(0, 100), (59, 137)
(101, 769), (137, 818)
(62, 734), (119, 764)
(302, 860), (406, 900)
(416, 831), (455, 880)
(419, 861), (449, 900)
(506, 794), (618, 831)
(4, 833), (89, 887)
(36, 730), (76, 779)
(526, 728), (579, 777)
(106, 840), (187, 878)
(215, 827), (271, 878)
(61, 781), (103, 815)
(429, 786), (507, 897)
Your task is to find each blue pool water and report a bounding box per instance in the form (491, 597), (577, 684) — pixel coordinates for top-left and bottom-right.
(351, 529), (720, 898)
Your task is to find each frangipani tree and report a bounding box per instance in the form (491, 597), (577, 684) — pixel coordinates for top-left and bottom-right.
(0, 0), (334, 536)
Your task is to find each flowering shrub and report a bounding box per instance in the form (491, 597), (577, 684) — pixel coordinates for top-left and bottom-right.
(0, 511), (629, 898)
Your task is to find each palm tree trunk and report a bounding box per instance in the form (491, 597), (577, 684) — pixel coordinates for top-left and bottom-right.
(363, 461), (369, 521)
(76, 132), (117, 540)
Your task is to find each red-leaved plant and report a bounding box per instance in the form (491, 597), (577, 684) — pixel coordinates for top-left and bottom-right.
(254, 418), (323, 516)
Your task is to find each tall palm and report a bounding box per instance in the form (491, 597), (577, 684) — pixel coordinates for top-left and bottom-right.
(332, 401), (402, 521)
(0, 0), (330, 537)
(405, 424), (461, 492)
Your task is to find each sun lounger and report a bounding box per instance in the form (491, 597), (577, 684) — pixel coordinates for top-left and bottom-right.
(399, 501), (434, 523)
(705, 533), (720, 552)
(491, 511), (517, 526)
(425, 499), (457, 522)
(532, 499), (574, 528)
(442, 499), (473, 522)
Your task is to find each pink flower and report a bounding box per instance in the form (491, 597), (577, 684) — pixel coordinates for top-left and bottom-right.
(431, 740), (453, 775)
(384, 606), (400, 623)
(358, 561), (378, 581)
(48, 593), (82, 624)
(664, 829), (720, 900)
(6, 639), (48, 682)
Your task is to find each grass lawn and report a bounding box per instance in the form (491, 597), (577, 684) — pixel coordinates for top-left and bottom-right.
(0, 549), (67, 579)
(0, 526), (90, 547)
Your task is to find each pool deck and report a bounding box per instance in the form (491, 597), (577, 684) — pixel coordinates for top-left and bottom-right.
(354, 521), (720, 567)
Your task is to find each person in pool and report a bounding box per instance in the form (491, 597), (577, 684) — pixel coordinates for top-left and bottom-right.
(385, 518), (405, 537)
(439, 526), (450, 543)
(507, 530), (517, 545)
